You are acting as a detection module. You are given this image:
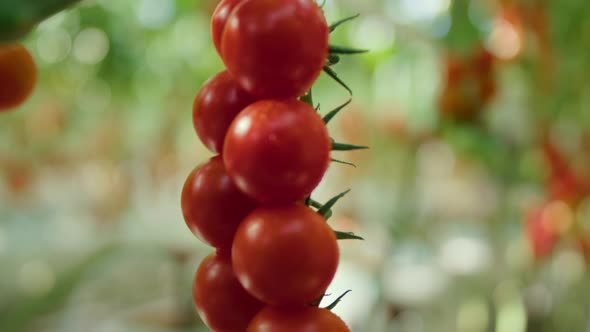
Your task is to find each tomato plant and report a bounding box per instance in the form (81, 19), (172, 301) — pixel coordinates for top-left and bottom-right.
(0, 44), (37, 111)
(181, 156), (257, 250)
(231, 204), (339, 306)
(223, 99), (331, 203)
(185, 0), (363, 328)
(211, 0), (244, 56)
(247, 306), (350, 332)
(220, 0), (329, 98)
(193, 70), (257, 153)
(193, 252), (265, 332)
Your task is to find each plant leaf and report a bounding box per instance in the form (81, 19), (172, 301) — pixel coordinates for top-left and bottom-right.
(329, 14), (360, 33)
(318, 189), (350, 218)
(329, 45), (369, 55)
(331, 158), (356, 168)
(323, 66), (352, 95)
(323, 98), (352, 124)
(334, 231), (364, 240)
(324, 290), (352, 310)
(332, 142), (369, 151)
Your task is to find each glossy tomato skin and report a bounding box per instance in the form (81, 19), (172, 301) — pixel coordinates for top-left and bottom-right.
(221, 0), (329, 98)
(211, 0), (245, 56)
(232, 204), (339, 306)
(0, 44), (37, 111)
(181, 156), (257, 250)
(247, 306), (350, 332)
(194, 252), (265, 332)
(193, 70), (257, 153)
(223, 99), (331, 203)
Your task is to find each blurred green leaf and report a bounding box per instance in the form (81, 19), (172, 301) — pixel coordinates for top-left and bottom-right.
(0, 0), (82, 42)
(0, 245), (117, 332)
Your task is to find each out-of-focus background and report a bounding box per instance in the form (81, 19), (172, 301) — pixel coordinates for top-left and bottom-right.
(1, 0), (590, 331)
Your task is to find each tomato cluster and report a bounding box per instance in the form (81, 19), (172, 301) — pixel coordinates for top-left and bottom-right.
(438, 47), (496, 121)
(182, 0), (354, 330)
(0, 44), (37, 112)
(525, 136), (590, 262)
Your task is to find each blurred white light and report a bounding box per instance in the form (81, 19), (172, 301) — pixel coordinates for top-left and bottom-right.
(399, 311), (424, 332)
(73, 28), (110, 64)
(137, 0), (175, 29)
(417, 140), (455, 178)
(494, 281), (526, 332)
(349, 16), (395, 52)
(439, 236), (492, 275)
(387, 0), (451, 23)
(551, 250), (585, 285)
(524, 284), (553, 317)
(36, 28), (72, 64)
(496, 300), (526, 332)
(321, 261), (378, 328)
(487, 18), (521, 60)
(19, 261), (56, 295)
(383, 248), (449, 306)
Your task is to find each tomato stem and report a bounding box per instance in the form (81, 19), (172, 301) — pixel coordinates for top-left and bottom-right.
(329, 14), (360, 33)
(331, 158), (356, 168)
(323, 66), (352, 95)
(332, 141), (369, 151)
(324, 290), (352, 310)
(301, 88), (314, 108)
(317, 189), (351, 218)
(329, 45), (369, 55)
(323, 98), (352, 124)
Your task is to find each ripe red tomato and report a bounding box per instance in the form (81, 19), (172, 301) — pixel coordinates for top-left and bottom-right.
(193, 70), (257, 153)
(0, 44), (37, 111)
(193, 252), (264, 332)
(221, 0), (329, 98)
(223, 99), (331, 203)
(181, 156), (256, 250)
(232, 204), (339, 306)
(211, 0), (245, 56)
(247, 306), (350, 332)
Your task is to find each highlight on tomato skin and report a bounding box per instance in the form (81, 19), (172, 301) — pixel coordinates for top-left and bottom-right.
(247, 306), (351, 332)
(0, 44), (37, 112)
(231, 204), (339, 306)
(181, 156), (257, 250)
(223, 99), (331, 204)
(193, 252), (265, 332)
(220, 0), (329, 98)
(193, 70), (257, 153)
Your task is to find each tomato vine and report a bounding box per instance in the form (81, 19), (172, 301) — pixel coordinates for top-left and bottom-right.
(182, 0), (367, 331)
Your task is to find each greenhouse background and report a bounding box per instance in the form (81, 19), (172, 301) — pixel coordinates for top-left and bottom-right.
(2, 0), (590, 331)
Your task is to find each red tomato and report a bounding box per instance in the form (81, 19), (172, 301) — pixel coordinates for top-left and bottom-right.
(181, 156), (256, 250)
(0, 44), (37, 111)
(525, 205), (558, 260)
(194, 252), (264, 332)
(232, 204), (339, 306)
(221, 0), (329, 98)
(223, 99), (331, 203)
(211, 0), (245, 56)
(193, 70), (257, 153)
(247, 306), (350, 332)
